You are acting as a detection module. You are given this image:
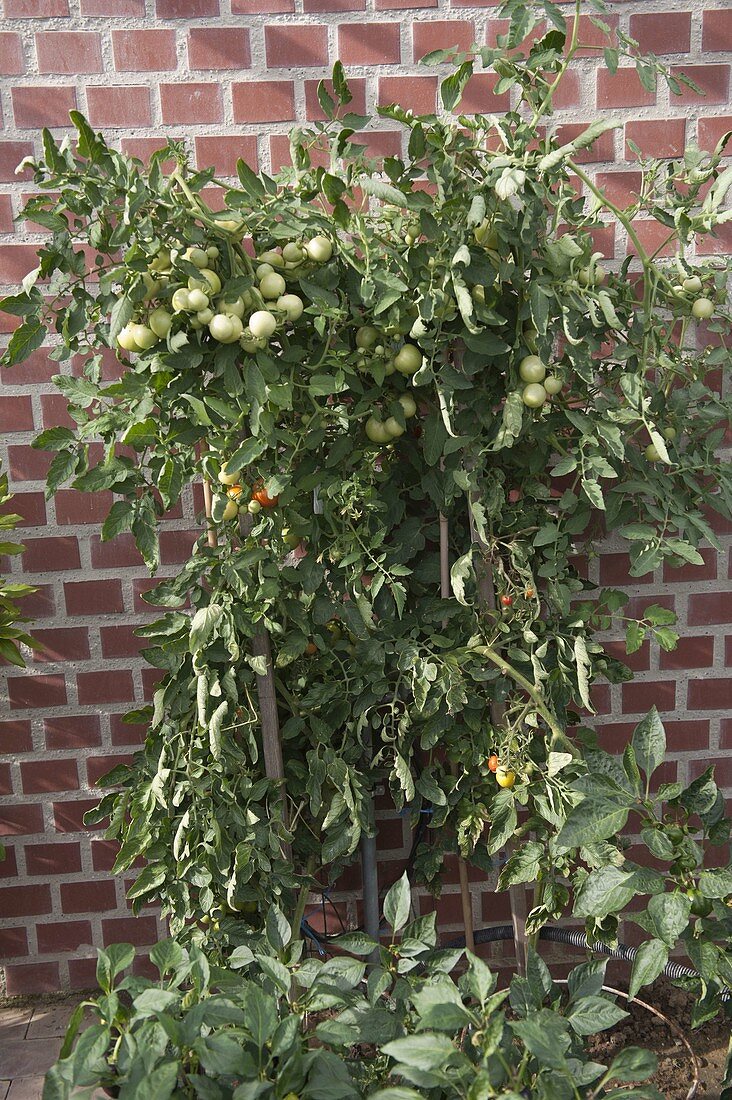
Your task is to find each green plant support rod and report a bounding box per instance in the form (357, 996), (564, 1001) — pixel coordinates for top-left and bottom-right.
(440, 500), (476, 954)
(467, 497), (528, 977)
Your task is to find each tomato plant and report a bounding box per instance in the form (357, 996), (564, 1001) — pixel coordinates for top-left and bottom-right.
(2, 0), (730, 1017)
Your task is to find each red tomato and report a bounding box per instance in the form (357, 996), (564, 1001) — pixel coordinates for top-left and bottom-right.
(500, 594), (513, 607)
(252, 481), (279, 508)
(488, 754), (499, 773)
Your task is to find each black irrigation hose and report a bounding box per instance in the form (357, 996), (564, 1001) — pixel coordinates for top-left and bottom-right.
(445, 923), (731, 1001)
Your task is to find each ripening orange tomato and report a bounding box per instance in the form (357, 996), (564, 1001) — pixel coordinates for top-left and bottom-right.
(252, 481), (279, 508)
(487, 754), (499, 773)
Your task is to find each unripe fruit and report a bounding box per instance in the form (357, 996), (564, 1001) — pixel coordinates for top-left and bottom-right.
(184, 247), (209, 269)
(186, 289), (209, 312)
(148, 308), (173, 339)
(384, 417), (405, 438)
(171, 288), (191, 312)
(248, 499), (262, 514)
(682, 276), (703, 294)
(141, 272), (159, 300)
(282, 242), (304, 263)
(398, 393), (417, 419)
(495, 767), (516, 789)
(394, 344), (422, 374)
(196, 308), (214, 325)
(209, 314), (241, 343)
(663, 426), (677, 441)
(256, 263), (274, 280)
(365, 417), (391, 444)
(522, 383), (547, 408)
(131, 324), (158, 350)
(259, 272), (287, 300)
(277, 294), (304, 322)
(305, 235), (333, 263)
(356, 325), (379, 350)
(518, 355), (546, 383)
(220, 297), (246, 318)
(188, 269), (221, 296)
(249, 310), (277, 339)
(259, 250), (285, 269)
(207, 246), (219, 260)
(218, 468), (240, 486)
(645, 443), (661, 462)
(471, 285), (485, 303)
(222, 498), (239, 520)
(117, 323), (141, 352)
(691, 297), (714, 320)
(543, 374), (563, 395)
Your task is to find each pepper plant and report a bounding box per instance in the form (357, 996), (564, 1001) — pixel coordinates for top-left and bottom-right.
(2, 0), (731, 998)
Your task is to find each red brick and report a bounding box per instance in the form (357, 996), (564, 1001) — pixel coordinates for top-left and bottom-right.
(0, 141), (34, 183)
(37, 920), (94, 953)
(53, 798), (106, 833)
(556, 122), (615, 164)
(304, 77), (367, 121)
(22, 536), (80, 573)
(20, 585), (54, 618)
(99, 625), (143, 660)
(5, 0), (69, 13)
(339, 23), (401, 65)
(626, 120), (686, 160)
(0, 194), (14, 233)
(593, 171), (643, 210)
(12, 85), (77, 129)
(91, 839), (120, 871)
(25, 841), (82, 875)
(77, 669), (134, 706)
(0, 764), (12, 795)
(40, 393), (75, 430)
(699, 116), (732, 155)
(87, 753), (133, 787)
(8, 673), (67, 710)
(86, 87), (151, 128)
(102, 915), (158, 947)
(603, 638), (650, 674)
(142, 667), (164, 699)
(188, 27), (250, 69)
(89, 533), (142, 570)
(690, 756), (732, 788)
(5, 963), (60, 996)
(0, 33), (24, 75)
(21, 758), (79, 794)
(663, 546), (717, 582)
(265, 24), (328, 68)
(460, 72), (511, 114)
(194, 136), (258, 178)
(624, 594), (675, 621)
(597, 68), (656, 109)
(626, 220), (678, 259)
(232, 0), (292, 9)
(376, 0), (436, 8)
(81, 0), (145, 10)
(663, 719), (711, 753)
(160, 83), (222, 124)
(0, 804), (44, 836)
(45, 714), (102, 750)
(0, 491), (45, 528)
(379, 76), (438, 115)
(0, 929), (28, 957)
(7, 444), (51, 483)
(687, 678), (731, 712)
(112, 29), (177, 72)
(622, 679), (676, 713)
(413, 20), (474, 61)
(659, 635), (715, 670)
(721, 719), (732, 750)
(0, 719), (33, 753)
(35, 32), (102, 74)
(1, 243), (46, 289)
(63, 578), (124, 616)
(157, 0), (218, 12)
(110, 712), (146, 746)
(703, 9), (732, 52)
(61, 879), (117, 913)
(629, 11), (691, 55)
(232, 80), (295, 123)
(55, 489), (113, 525)
(670, 64), (730, 106)
(688, 592), (732, 626)
(0, 883), (52, 918)
(0, 395), (34, 432)
(304, 0), (362, 9)
(32, 627), (90, 663)
(564, 14), (618, 57)
(598, 552), (654, 586)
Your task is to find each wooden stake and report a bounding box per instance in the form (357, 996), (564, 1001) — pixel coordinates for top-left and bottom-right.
(439, 493), (476, 954)
(467, 497), (528, 976)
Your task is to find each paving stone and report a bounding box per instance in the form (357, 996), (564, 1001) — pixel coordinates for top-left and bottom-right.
(0, 1009), (31, 1040)
(6, 1078), (44, 1100)
(0, 1081), (10, 1100)
(0, 1040), (60, 1081)
(27, 1005), (76, 1040)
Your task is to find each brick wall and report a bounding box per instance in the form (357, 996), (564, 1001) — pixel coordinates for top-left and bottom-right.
(0, 0), (730, 994)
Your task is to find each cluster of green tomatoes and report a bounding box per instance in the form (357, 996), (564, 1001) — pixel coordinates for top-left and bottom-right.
(114, 234), (335, 356)
(516, 353), (564, 408)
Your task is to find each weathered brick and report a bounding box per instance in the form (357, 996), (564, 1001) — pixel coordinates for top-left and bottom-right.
(160, 82), (223, 124)
(64, 579), (124, 616)
(35, 32), (103, 74)
(112, 30), (178, 72)
(37, 921), (93, 953)
(45, 714), (102, 750)
(188, 27), (250, 69)
(339, 23), (401, 65)
(86, 87), (152, 128)
(0, 33), (25, 75)
(626, 120), (686, 160)
(11, 86), (77, 129)
(670, 64), (730, 106)
(265, 25), (329, 68)
(379, 76), (438, 115)
(5, 963), (60, 995)
(25, 841), (82, 875)
(629, 11), (691, 55)
(194, 136), (258, 177)
(232, 80), (295, 123)
(702, 9), (732, 53)
(21, 759), (79, 794)
(8, 673), (67, 710)
(76, 669), (135, 706)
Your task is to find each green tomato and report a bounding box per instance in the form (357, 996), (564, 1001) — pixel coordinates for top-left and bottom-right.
(384, 416), (405, 438)
(682, 275), (703, 294)
(209, 314), (242, 343)
(116, 323), (141, 352)
(183, 246), (209, 269)
(248, 310), (277, 339)
(394, 344), (422, 374)
(148, 307), (172, 339)
(365, 417), (391, 444)
(188, 269), (222, 296)
(186, 288), (209, 312)
(258, 249), (285, 269)
(220, 296), (245, 318)
(256, 263), (274, 280)
(305, 235), (333, 263)
(662, 426), (677, 441)
(277, 294), (304, 322)
(398, 393), (417, 419)
(196, 308), (214, 325)
(282, 242), (304, 263)
(259, 272), (287, 300)
(222, 497), (239, 521)
(130, 323), (157, 350)
(691, 297), (714, 320)
(248, 499), (262, 514)
(518, 355), (546, 383)
(171, 288), (191, 312)
(522, 383), (547, 408)
(543, 374), (563, 395)
(356, 325), (379, 350)
(644, 443), (661, 462)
